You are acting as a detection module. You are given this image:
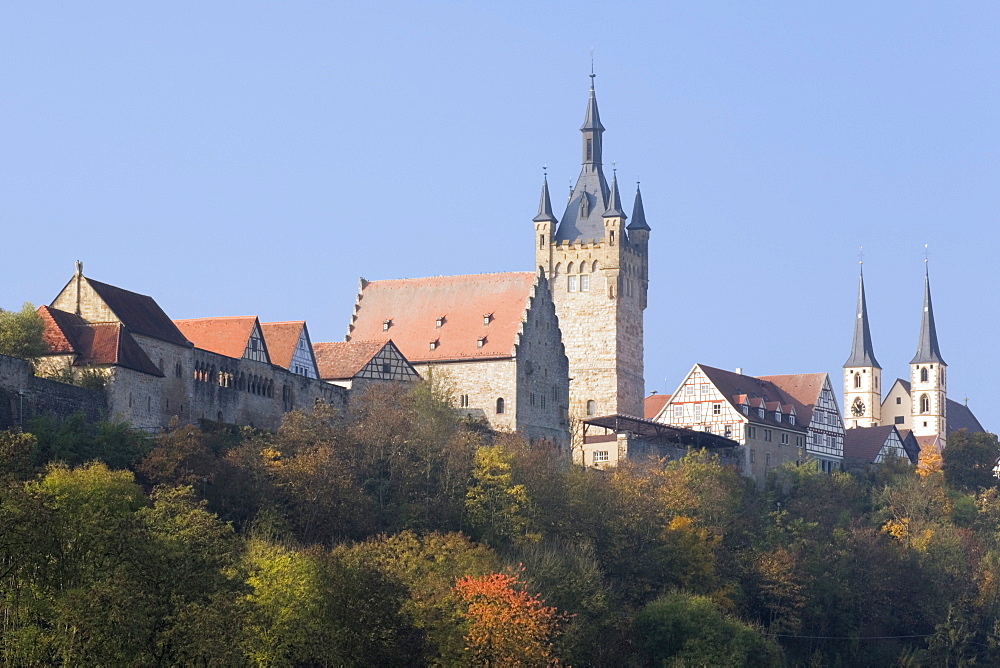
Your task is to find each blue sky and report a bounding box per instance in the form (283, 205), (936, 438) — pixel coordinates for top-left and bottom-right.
(2, 3), (998, 430)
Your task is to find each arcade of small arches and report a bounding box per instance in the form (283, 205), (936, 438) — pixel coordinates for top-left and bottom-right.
(193, 360), (275, 398)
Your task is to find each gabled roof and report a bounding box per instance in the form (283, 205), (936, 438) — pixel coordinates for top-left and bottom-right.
(890, 378), (985, 434)
(758, 373), (830, 428)
(644, 393), (671, 420)
(260, 321), (312, 370)
(84, 278), (190, 346)
(38, 305), (163, 377)
(346, 272), (539, 364)
(173, 316), (269, 362)
(696, 364), (808, 432)
(314, 340), (392, 380)
(843, 425), (900, 462)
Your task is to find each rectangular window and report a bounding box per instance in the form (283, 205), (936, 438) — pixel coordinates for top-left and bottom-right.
(686, 385), (694, 396)
(594, 450), (609, 463)
(781, 433), (789, 445)
(673, 405), (683, 419)
(764, 429), (772, 442)
(894, 416), (905, 424)
(766, 452), (772, 467)
(713, 403), (721, 415)
(896, 397), (902, 404)
(568, 275), (577, 292)
(580, 274), (589, 291)
(750, 449), (756, 464)
(746, 425), (756, 439)
(700, 384), (709, 395)
(694, 403), (702, 419)
(724, 425), (733, 438)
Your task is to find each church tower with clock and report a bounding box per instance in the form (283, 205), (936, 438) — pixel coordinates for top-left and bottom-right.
(843, 265), (882, 429)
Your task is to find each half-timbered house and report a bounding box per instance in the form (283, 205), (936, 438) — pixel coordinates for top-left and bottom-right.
(313, 339), (419, 391)
(843, 424), (919, 472)
(759, 373), (845, 473)
(260, 321), (320, 379)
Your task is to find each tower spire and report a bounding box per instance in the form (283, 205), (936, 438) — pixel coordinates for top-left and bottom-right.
(580, 72), (605, 166)
(533, 173), (557, 223)
(844, 264), (880, 368)
(627, 182), (650, 231)
(603, 169), (626, 219)
(910, 262), (945, 364)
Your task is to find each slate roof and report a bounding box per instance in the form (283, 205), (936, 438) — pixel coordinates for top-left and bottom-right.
(627, 185), (650, 232)
(757, 373), (829, 428)
(843, 425), (899, 462)
(84, 278), (190, 346)
(696, 365), (808, 432)
(644, 393), (671, 420)
(533, 176), (557, 223)
(911, 269), (946, 365)
(844, 268), (880, 369)
(347, 272), (538, 364)
(260, 321), (309, 370)
(556, 78), (611, 244)
(314, 340), (390, 380)
(892, 379), (985, 433)
(173, 316), (263, 360)
(38, 305), (163, 377)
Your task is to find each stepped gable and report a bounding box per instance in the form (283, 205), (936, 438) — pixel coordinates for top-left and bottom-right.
(260, 321), (307, 369)
(84, 278), (190, 346)
(314, 340), (387, 380)
(173, 316), (264, 360)
(644, 393), (671, 420)
(347, 272), (537, 363)
(843, 425), (898, 461)
(698, 365), (807, 431)
(38, 305), (163, 376)
(757, 373), (828, 426)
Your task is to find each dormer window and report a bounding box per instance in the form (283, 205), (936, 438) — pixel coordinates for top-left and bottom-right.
(483, 313), (493, 326)
(429, 340), (438, 351)
(742, 405), (749, 416)
(789, 415), (796, 425)
(757, 407), (765, 418)
(477, 337), (486, 348)
(774, 411), (781, 422)
(435, 316), (445, 328)
(382, 319), (392, 331)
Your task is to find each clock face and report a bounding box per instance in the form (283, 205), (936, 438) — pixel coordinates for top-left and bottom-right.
(852, 398), (866, 417)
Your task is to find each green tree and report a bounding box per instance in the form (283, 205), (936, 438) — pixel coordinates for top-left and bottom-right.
(466, 442), (537, 546)
(943, 430), (1000, 492)
(0, 302), (46, 362)
(633, 591), (783, 666)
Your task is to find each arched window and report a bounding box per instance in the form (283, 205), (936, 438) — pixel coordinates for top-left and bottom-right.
(920, 367), (928, 382)
(539, 234), (545, 249)
(496, 398), (505, 414)
(920, 394), (930, 414)
(567, 262), (574, 274)
(592, 260), (600, 272)
(609, 230), (615, 246)
(854, 373), (861, 389)
(586, 400), (596, 416)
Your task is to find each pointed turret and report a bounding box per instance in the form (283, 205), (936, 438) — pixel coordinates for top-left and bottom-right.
(911, 266), (946, 365)
(603, 171), (627, 219)
(627, 184), (650, 231)
(533, 176), (557, 223)
(844, 266), (880, 369)
(580, 73), (605, 166)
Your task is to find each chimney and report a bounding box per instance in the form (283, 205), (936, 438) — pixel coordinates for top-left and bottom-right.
(735, 367), (743, 376)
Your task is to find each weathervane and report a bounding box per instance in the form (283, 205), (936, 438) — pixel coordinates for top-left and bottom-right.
(859, 246), (863, 266)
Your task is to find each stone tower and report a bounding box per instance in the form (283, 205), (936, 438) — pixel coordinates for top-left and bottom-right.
(843, 265), (882, 429)
(534, 74), (649, 420)
(910, 265), (947, 443)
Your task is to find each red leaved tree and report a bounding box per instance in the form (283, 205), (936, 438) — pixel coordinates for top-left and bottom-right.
(454, 570), (564, 666)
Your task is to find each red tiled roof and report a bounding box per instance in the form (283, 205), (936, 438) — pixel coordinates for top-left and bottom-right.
(38, 305), (162, 376)
(644, 393), (671, 420)
(173, 316), (260, 359)
(85, 278), (190, 346)
(260, 321), (306, 370)
(757, 373), (829, 427)
(843, 425), (898, 462)
(347, 272), (537, 363)
(314, 340), (389, 380)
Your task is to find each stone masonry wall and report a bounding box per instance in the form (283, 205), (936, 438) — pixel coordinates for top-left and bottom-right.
(0, 353), (106, 428)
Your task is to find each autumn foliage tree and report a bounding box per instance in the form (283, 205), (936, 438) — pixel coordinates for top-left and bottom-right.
(454, 570), (564, 666)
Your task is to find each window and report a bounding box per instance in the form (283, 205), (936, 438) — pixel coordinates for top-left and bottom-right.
(789, 415), (796, 425)
(587, 400), (596, 416)
(700, 384), (710, 395)
(459, 394), (470, 408)
(895, 416), (904, 424)
(382, 362), (391, 375)
(747, 425), (756, 439)
(539, 234), (545, 248)
(766, 452), (772, 467)
(855, 373), (861, 388)
(383, 319), (391, 331)
(742, 405), (749, 416)
(673, 405), (683, 419)
(920, 367), (928, 382)
(764, 429), (772, 442)
(713, 403), (721, 415)
(609, 230), (615, 246)
(758, 407), (765, 418)
(586, 138), (593, 161)
(429, 340), (438, 351)
(774, 411), (782, 422)
(540, 394), (546, 409)
(580, 274), (589, 291)
(483, 314), (492, 325)
(530, 393), (536, 407)
(435, 316), (445, 328)
(724, 425), (733, 438)
(496, 398), (505, 414)
(477, 337), (486, 348)
(750, 449), (756, 464)
(920, 394), (929, 413)
(594, 450), (609, 464)
(694, 403), (702, 419)
(686, 385), (694, 396)
(568, 275), (577, 292)
(781, 433), (789, 445)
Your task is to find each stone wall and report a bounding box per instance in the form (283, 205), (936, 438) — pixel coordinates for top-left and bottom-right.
(0, 353), (106, 428)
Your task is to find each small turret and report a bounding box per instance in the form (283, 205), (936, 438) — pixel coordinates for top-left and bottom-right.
(534, 175), (556, 272)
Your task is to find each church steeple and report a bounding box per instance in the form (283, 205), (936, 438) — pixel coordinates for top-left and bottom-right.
(844, 266), (880, 369)
(911, 265), (946, 365)
(580, 73), (605, 168)
(533, 175), (557, 223)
